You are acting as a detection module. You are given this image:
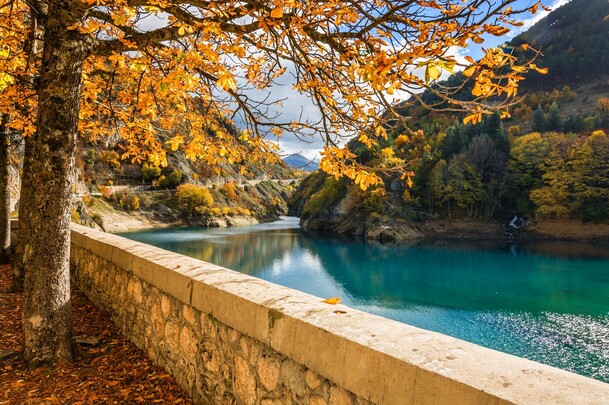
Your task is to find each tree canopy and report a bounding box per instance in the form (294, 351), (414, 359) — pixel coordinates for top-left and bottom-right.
(1, 0), (544, 185)
(0, 0), (545, 367)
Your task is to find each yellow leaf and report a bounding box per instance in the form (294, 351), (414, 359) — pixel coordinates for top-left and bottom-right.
(270, 7), (284, 18)
(322, 297), (341, 305)
(463, 65), (476, 77)
(463, 112), (482, 125)
(178, 26), (186, 36)
(217, 74), (237, 92)
(437, 60), (456, 74)
(471, 83), (483, 97)
(521, 43), (529, 51)
(407, 176), (413, 189)
(529, 63), (548, 74)
(425, 64), (440, 83)
(485, 25), (510, 36)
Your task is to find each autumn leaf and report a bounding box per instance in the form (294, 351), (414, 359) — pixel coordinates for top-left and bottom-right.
(463, 112), (483, 125)
(485, 25), (510, 36)
(463, 65), (476, 77)
(217, 73), (237, 92)
(322, 297), (341, 305)
(425, 64), (441, 84)
(529, 64), (549, 74)
(270, 7), (283, 19)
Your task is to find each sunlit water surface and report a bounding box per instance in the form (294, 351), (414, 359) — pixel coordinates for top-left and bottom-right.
(120, 217), (609, 382)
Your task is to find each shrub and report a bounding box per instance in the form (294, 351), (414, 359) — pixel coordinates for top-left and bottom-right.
(303, 177), (347, 216)
(141, 162), (161, 182)
(98, 185), (112, 199)
(230, 207), (252, 216)
(97, 150), (121, 169)
(220, 182), (239, 201)
(70, 207), (81, 223)
(81, 195), (94, 207)
(167, 169), (183, 186)
(84, 149), (96, 166)
(176, 184), (214, 214)
(123, 194), (140, 211)
(157, 175), (169, 188)
(91, 213), (104, 228)
(364, 187), (388, 214)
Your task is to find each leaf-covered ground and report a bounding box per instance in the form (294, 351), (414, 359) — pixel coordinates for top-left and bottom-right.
(0, 264), (193, 404)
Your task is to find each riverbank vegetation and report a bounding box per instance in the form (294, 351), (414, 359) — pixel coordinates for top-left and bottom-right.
(291, 0), (609, 240)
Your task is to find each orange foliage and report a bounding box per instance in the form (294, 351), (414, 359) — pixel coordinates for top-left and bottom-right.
(0, 0), (545, 189)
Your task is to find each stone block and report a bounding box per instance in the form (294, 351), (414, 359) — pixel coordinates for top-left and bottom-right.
(309, 395), (328, 405)
(258, 355), (281, 392)
(329, 386), (354, 405)
(180, 325), (198, 359)
(305, 370), (322, 390)
(234, 356), (256, 405)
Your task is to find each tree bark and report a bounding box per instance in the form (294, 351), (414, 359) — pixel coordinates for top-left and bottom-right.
(12, 1), (45, 293)
(21, 1), (86, 367)
(11, 137), (27, 293)
(0, 115), (11, 264)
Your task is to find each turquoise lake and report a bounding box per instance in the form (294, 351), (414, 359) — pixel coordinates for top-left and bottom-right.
(120, 217), (609, 382)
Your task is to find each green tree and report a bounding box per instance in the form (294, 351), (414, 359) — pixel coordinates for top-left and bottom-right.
(446, 153), (483, 216)
(464, 135), (507, 218)
(532, 106), (546, 132)
(530, 139), (577, 218)
(508, 132), (553, 212)
(571, 131), (609, 222)
(544, 103), (562, 132)
(429, 159), (450, 215)
(484, 111), (509, 154)
(562, 113), (585, 133)
(441, 123), (466, 160)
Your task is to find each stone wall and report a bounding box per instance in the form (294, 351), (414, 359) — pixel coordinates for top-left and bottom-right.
(69, 224), (609, 405)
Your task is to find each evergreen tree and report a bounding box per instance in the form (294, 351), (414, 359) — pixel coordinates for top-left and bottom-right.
(544, 103), (563, 132)
(563, 114), (585, 133)
(532, 106), (546, 132)
(441, 123), (466, 160)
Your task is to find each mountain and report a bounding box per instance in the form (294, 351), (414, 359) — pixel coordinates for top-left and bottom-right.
(288, 0), (609, 242)
(283, 154), (319, 172)
(511, 0), (609, 90)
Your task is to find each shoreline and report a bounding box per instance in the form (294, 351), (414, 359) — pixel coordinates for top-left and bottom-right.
(105, 211), (609, 244)
(303, 217), (609, 244)
(99, 208), (281, 233)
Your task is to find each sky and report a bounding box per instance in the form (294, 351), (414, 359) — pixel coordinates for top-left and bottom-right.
(268, 0), (573, 160)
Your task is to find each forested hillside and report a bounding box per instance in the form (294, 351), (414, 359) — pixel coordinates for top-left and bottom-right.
(291, 0), (609, 240)
(512, 0), (609, 89)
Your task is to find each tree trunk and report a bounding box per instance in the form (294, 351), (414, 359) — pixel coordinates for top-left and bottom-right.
(12, 3), (44, 293)
(11, 137), (27, 293)
(21, 1), (86, 368)
(0, 115), (11, 264)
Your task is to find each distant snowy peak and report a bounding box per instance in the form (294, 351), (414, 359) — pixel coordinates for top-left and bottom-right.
(283, 154), (319, 172)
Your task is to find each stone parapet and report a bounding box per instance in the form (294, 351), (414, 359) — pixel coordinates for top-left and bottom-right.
(69, 223), (609, 404)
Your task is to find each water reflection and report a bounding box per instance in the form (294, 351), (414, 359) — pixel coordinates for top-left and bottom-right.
(120, 218), (609, 382)
(120, 219), (609, 316)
